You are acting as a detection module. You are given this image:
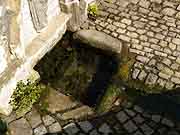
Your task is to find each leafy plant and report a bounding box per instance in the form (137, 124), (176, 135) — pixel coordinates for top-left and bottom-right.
(10, 80), (45, 116)
(88, 3), (99, 18)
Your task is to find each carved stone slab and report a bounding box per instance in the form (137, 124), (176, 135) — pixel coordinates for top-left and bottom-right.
(28, 0), (48, 32)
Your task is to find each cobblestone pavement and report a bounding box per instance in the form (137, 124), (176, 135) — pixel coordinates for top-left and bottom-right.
(58, 98), (180, 135)
(2, 88), (180, 135)
(4, 95), (180, 135)
(2, 0), (180, 134)
(82, 0), (180, 89)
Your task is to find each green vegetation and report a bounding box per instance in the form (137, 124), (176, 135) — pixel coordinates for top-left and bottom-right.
(10, 80), (46, 116)
(116, 53), (136, 82)
(88, 3), (99, 18)
(115, 53), (165, 94)
(0, 119), (7, 135)
(97, 84), (125, 113)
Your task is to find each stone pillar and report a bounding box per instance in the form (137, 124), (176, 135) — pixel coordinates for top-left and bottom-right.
(79, 0), (95, 24)
(59, 0), (96, 32)
(59, 0), (81, 32)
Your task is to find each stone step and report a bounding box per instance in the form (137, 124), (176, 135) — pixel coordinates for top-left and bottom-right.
(41, 87), (79, 114)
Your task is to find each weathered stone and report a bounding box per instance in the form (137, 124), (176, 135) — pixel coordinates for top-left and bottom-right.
(132, 68), (140, 79)
(3, 112), (18, 124)
(134, 131), (143, 135)
(34, 124), (47, 135)
(140, 123), (154, 135)
(139, 35), (148, 41)
(73, 30), (123, 54)
(43, 87), (78, 114)
(42, 115), (55, 126)
(172, 38), (180, 45)
(161, 118), (174, 127)
(124, 120), (138, 133)
(107, 24), (117, 31)
(171, 77), (180, 84)
(116, 111), (129, 123)
(61, 106), (94, 120)
(162, 58), (171, 66)
(89, 129), (100, 135)
(78, 121), (93, 133)
(48, 122), (62, 133)
(176, 57), (180, 64)
(127, 31), (138, 38)
(125, 109), (136, 117)
(133, 21), (145, 28)
(25, 108), (42, 129)
(139, 0), (150, 9)
(9, 118), (32, 135)
(165, 81), (174, 89)
(116, 28), (126, 34)
(157, 78), (166, 87)
(162, 8), (176, 16)
(159, 72), (171, 79)
(171, 63), (179, 70)
(64, 123), (79, 135)
(139, 7), (150, 14)
(111, 32), (118, 37)
(98, 123), (112, 134)
(145, 73), (158, 85)
(150, 0), (162, 4)
(138, 70), (147, 81)
(148, 59), (156, 66)
(121, 18), (132, 25)
(152, 115), (161, 123)
(118, 34), (131, 42)
(136, 56), (149, 63)
(133, 115), (145, 124)
(134, 105), (143, 113)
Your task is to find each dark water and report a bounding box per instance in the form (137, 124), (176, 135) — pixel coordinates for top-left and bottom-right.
(82, 54), (118, 107)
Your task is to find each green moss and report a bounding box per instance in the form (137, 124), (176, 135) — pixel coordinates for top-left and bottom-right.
(10, 80), (46, 116)
(116, 53), (136, 82)
(88, 3), (99, 18)
(114, 52), (166, 94)
(97, 84), (125, 113)
(33, 84), (51, 115)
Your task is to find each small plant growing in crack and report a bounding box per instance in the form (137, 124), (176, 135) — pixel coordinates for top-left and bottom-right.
(88, 3), (99, 20)
(10, 80), (45, 116)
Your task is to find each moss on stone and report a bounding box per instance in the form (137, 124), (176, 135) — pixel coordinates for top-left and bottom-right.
(115, 53), (136, 82)
(97, 84), (125, 113)
(114, 52), (166, 94)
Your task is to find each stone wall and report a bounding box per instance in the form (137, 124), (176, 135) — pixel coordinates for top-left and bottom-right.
(0, 0), (71, 115)
(84, 0), (180, 89)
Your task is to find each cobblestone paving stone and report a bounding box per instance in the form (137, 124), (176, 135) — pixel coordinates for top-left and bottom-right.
(4, 98), (180, 135)
(2, 0), (180, 134)
(81, 0), (180, 89)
